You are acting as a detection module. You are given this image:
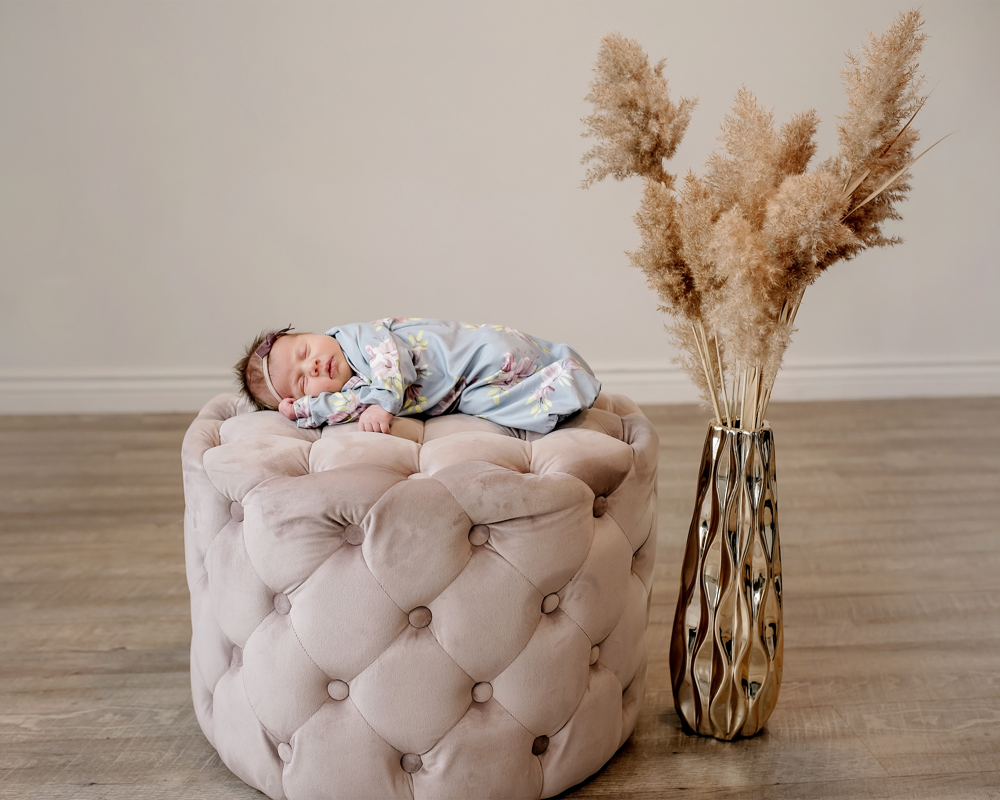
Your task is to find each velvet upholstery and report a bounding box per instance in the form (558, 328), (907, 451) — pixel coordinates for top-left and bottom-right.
(183, 393), (658, 800)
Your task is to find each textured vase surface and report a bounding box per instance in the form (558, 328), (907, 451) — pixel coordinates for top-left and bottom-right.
(669, 422), (782, 740)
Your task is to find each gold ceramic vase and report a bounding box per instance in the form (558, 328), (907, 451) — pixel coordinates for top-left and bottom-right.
(669, 421), (783, 740)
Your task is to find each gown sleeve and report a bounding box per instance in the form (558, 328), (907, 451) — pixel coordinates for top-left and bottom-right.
(292, 387), (371, 429)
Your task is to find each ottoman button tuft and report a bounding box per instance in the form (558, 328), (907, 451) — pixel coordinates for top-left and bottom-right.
(343, 523), (365, 546)
(273, 593), (291, 615)
(327, 680), (349, 701)
(472, 682), (493, 703)
(541, 593), (560, 614)
(590, 645), (600, 665)
(408, 606), (432, 628)
(278, 743), (292, 763)
(230, 645), (243, 668)
(401, 753), (423, 773)
(593, 496), (608, 517)
(230, 502), (244, 522)
(468, 524), (490, 546)
(531, 735), (549, 756)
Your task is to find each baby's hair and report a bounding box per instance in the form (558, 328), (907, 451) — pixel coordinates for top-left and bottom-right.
(234, 327), (295, 411)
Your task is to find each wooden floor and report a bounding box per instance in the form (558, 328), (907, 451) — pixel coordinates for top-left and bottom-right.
(1, 398), (999, 800)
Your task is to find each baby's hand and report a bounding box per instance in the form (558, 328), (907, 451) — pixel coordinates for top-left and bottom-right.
(359, 404), (393, 434)
(278, 397), (297, 420)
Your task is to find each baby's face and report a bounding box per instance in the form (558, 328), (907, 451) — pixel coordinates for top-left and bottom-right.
(268, 333), (354, 400)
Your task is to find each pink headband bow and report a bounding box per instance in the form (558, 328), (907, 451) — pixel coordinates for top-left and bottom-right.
(255, 326), (293, 359)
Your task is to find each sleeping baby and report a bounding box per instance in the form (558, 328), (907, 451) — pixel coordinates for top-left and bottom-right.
(234, 317), (601, 434)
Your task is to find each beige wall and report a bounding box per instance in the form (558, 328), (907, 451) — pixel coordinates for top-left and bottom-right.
(1, 0), (997, 412)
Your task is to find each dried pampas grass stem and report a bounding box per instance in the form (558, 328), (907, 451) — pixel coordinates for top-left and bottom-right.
(714, 332), (731, 424)
(691, 322), (723, 425)
(845, 131), (952, 220)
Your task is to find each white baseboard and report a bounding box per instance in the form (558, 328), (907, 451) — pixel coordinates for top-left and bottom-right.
(1, 358), (998, 414)
(595, 357), (1000, 405)
(0, 370), (236, 414)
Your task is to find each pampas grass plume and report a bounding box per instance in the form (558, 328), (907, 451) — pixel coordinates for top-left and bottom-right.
(582, 11), (932, 426)
(581, 32), (696, 189)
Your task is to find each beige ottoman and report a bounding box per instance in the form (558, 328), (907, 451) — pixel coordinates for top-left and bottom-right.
(182, 393), (658, 800)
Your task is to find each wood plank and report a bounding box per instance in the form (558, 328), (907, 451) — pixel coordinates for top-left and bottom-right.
(781, 591), (1000, 648)
(558, 771), (1000, 800)
(779, 641), (1000, 708)
(837, 698), (1000, 777)
(0, 736), (260, 799)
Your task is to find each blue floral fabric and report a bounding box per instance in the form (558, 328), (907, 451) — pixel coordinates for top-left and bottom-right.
(291, 318), (601, 433)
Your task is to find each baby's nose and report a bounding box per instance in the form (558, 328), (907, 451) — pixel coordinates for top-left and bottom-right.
(311, 359), (321, 376)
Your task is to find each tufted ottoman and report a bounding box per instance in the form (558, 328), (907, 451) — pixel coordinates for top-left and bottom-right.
(182, 392), (658, 800)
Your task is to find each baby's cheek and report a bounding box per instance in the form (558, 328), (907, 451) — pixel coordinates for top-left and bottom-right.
(308, 377), (337, 396)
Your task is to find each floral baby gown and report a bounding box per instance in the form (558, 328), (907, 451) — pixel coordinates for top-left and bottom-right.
(291, 318), (601, 434)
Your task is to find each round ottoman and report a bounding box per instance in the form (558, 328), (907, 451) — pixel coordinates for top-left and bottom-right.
(182, 393), (658, 800)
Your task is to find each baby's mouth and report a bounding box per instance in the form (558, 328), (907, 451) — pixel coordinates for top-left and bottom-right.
(327, 357), (335, 379)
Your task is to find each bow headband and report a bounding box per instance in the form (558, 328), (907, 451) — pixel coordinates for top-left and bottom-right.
(256, 325), (293, 405)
